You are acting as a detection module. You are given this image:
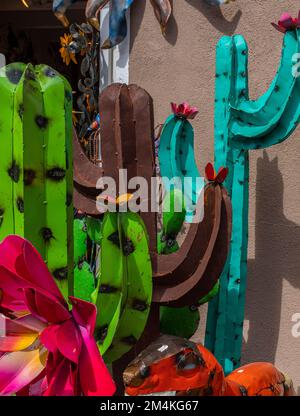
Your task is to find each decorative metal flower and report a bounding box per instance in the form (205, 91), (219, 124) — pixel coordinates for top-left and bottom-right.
(171, 102), (199, 120)
(59, 33), (78, 65)
(272, 11), (300, 33)
(0, 236), (115, 396)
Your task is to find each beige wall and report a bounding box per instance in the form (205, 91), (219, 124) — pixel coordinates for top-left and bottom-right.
(130, 0), (300, 392)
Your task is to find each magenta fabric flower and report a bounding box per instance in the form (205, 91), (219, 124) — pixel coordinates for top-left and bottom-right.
(272, 11), (300, 33)
(0, 235), (116, 396)
(171, 102), (199, 120)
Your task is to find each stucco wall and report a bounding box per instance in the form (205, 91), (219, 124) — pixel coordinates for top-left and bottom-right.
(129, 0), (300, 393)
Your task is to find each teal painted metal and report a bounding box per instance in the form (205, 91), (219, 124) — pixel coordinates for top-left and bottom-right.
(159, 114), (202, 222)
(206, 29), (300, 374)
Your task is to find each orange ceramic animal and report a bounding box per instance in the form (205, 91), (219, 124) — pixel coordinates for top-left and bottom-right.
(123, 335), (294, 396)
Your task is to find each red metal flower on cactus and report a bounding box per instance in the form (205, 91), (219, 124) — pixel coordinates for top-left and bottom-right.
(205, 163), (228, 184)
(0, 235), (115, 396)
(171, 102), (199, 120)
(271, 11), (300, 33)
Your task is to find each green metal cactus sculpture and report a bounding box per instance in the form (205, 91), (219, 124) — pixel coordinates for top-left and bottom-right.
(206, 19), (300, 374)
(0, 63), (73, 299)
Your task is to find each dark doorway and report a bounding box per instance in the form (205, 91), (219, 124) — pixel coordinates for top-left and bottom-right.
(0, 1), (86, 88)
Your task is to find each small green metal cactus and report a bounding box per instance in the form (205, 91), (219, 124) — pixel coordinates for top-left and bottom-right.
(206, 27), (300, 374)
(0, 63), (73, 299)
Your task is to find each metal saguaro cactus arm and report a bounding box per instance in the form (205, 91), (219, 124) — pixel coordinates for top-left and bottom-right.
(0, 63), (73, 299)
(206, 14), (300, 374)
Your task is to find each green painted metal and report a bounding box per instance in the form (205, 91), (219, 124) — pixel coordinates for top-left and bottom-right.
(160, 305), (200, 339)
(86, 216), (103, 245)
(206, 29), (300, 374)
(0, 63), (73, 299)
(74, 218), (87, 264)
(158, 188), (186, 254)
(159, 114), (202, 222)
(95, 211), (152, 363)
(104, 212), (152, 363)
(95, 212), (123, 356)
(74, 261), (95, 302)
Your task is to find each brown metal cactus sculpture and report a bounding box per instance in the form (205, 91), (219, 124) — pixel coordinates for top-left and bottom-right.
(74, 83), (232, 388)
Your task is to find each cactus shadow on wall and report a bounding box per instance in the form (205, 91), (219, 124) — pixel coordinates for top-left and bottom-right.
(185, 0), (242, 35)
(243, 150), (300, 367)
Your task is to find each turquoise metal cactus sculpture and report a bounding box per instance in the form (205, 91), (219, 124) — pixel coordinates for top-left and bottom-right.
(159, 102), (203, 222)
(206, 20), (300, 374)
(0, 63), (73, 299)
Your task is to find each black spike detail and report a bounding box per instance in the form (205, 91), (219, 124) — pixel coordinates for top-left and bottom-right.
(44, 67), (56, 78)
(53, 267), (68, 281)
(121, 335), (137, 346)
(166, 238), (176, 249)
(95, 325), (108, 344)
(99, 284), (118, 294)
(132, 299), (148, 312)
(41, 227), (54, 242)
(123, 238), (134, 256)
(6, 68), (23, 84)
(8, 162), (20, 183)
(108, 231), (120, 247)
(18, 104), (25, 119)
(77, 260), (84, 270)
(24, 169), (36, 186)
(107, 232), (134, 256)
(47, 168), (66, 181)
(35, 115), (49, 129)
(16, 197), (24, 213)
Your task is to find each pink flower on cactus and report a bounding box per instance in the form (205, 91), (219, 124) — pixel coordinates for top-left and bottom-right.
(171, 102), (199, 120)
(271, 11), (300, 33)
(0, 235), (115, 396)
